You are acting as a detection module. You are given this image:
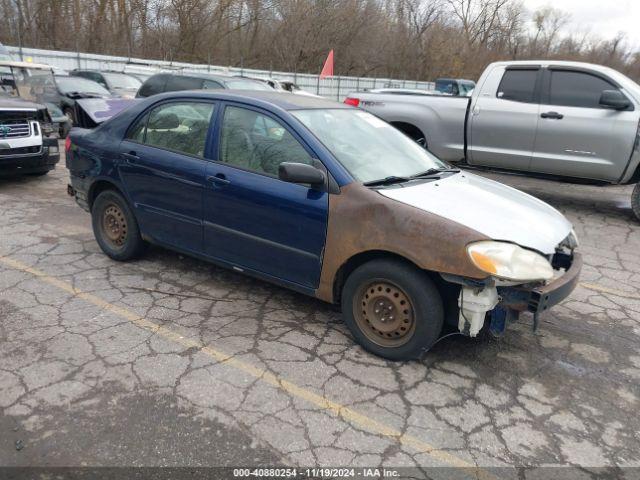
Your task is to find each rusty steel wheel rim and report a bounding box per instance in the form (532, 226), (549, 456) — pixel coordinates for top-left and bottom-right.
(354, 280), (416, 347)
(102, 203), (127, 247)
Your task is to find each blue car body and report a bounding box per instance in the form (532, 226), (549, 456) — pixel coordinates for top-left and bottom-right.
(67, 91), (353, 296)
(66, 89), (582, 360)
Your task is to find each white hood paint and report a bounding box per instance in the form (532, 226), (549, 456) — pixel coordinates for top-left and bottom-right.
(378, 172), (572, 254)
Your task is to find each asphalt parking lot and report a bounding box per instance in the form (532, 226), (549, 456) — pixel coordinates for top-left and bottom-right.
(1, 149), (639, 478)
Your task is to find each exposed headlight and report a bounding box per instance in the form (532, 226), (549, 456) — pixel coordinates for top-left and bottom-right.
(467, 241), (554, 282)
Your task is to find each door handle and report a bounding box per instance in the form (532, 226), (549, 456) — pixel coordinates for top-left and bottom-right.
(206, 173), (231, 186)
(121, 151), (140, 163)
(540, 111), (564, 120)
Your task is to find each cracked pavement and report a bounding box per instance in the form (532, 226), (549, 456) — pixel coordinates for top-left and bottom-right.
(1, 151), (639, 477)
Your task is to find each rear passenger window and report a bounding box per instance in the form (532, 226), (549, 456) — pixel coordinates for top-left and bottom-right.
(129, 102), (215, 157)
(165, 76), (204, 92)
(549, 70), (616, 108)
(497, 69), (538, 103)
(127, 113), (148, 142)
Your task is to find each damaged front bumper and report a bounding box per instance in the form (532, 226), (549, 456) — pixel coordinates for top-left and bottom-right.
(452, 251), (583, 336)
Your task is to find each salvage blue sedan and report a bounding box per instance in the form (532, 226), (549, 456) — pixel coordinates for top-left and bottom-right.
(67, 91), (581, 360)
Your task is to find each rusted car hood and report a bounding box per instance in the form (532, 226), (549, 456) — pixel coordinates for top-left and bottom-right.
(378, 172), (572, 255)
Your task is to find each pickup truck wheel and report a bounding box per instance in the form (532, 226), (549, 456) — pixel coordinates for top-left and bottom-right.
(632, 183), (640, 222)
(92, 190), (146, 261)
(341, 259), (444, 360)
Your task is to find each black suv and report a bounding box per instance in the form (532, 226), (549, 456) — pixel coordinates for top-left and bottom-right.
(136, 73), (273, 98)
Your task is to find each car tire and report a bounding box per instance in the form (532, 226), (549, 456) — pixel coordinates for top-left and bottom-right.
(91, 190), (146, 261)
(341, 258), (444, 360)
(632, 183), (640, 222)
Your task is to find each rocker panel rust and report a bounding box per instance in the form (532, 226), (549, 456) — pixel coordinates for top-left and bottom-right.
(315, 183), (490, 303)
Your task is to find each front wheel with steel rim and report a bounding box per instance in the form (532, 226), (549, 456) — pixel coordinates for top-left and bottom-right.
(342, 259), (444, 360)
(92, 189), (146, 261)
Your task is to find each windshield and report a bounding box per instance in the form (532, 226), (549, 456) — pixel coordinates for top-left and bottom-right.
(225, 79), (273, 91)
(9, 67), (61, 104)
(56, 76), (110, 96)
(292, 109), (447, 183)
(102, 72), (141, 89)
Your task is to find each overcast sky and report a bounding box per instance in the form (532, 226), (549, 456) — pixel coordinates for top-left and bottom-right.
(522, 0), (640, 49)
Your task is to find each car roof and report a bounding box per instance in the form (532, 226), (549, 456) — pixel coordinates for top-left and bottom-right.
(148, 89), (348, 110)
(147, 71), (236, 82)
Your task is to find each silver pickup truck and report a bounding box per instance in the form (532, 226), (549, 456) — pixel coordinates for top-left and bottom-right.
(346, 60), (640, 220)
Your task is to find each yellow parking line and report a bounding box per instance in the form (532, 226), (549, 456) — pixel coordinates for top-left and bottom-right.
(580, 282), (640, 300)
(0, 255), (494, 479)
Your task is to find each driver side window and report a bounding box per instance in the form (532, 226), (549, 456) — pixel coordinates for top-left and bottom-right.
(219, 106), (312, 176)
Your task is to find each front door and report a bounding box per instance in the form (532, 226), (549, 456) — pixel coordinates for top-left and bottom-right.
(468, 67), (541, 171)
(118, 100), (216, 253)
(531, 68), (637, 182)
(203, 104), (328, 289)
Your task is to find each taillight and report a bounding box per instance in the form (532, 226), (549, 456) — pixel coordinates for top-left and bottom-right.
(65, 136), (72, 153)
(344, 97), (360, 107)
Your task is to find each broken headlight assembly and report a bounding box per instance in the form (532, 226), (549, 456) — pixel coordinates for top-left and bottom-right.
(467, 241), (554, 282)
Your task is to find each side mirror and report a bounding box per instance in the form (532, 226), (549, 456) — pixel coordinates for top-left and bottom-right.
(279, 162), (326, 187)
(599, 90), (631, 110)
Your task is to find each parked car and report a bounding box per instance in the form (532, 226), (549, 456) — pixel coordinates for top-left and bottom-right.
(0, 60), (65, 137)
(0, 96), (60, 176)
(54, 74), (114, 124)
(66, 90), (580, 360)
(238, 76), (320, 97)
(71, 70), (142, 98)
(435, 77), (476, 96)
(346, 60), (640, 220)
(278, 80), (320, 97)
(136, 72), (274, 98)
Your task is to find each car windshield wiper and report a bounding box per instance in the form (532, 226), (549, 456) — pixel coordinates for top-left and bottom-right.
(364, 168), (460, 187)
(363, 175), (411, 187)
(410, 167), (460, 178)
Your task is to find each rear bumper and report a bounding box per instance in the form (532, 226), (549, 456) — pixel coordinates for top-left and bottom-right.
(0, 138), (60, 175)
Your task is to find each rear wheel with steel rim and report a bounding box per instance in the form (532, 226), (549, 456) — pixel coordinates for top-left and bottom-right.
(342, 259), (444, 360)
(102, 204), (128, 248)
(92, 189), (146, 261)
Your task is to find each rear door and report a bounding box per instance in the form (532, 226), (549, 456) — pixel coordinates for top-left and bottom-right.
(468, 66), (541, 171)
(118, 100), (216, 253)
(531, 68), (637, 181)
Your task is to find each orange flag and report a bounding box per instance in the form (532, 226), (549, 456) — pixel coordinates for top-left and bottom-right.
(319, 50), (334, 78)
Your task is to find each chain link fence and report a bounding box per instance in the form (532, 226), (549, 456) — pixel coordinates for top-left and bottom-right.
(5, 46), (434, 101)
